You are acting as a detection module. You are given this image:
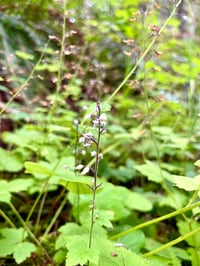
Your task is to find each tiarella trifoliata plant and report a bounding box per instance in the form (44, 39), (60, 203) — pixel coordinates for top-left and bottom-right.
(77, 102), (108, 248)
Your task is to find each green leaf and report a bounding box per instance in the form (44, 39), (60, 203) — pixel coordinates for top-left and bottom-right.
(8, 178), (34, 192)
(194, 160), (200, 168)
(14, 242), (36, 264)
(0, 238), (16, 256)
(66, 181), (92, 194)
(101, 101), (111, 112)
(2, 128), (46, 146)
(125, 192), (153, 212)
(96, 184), (130, 221)
(135, 160), (172, 183)
(79, 209), (114, 229)
(0, 228), (36, 263)
(0, 179), (33, 204)
(145, 238), (189, 260)
(177, 220), (200, 247)
(95, 210), (114, 228)
(160, 188), (187, 209)
(24, 162), (56, 176)
(65, 235), (99, 266)
(90, 237), (157, 266)
(117, 230), (145, 253)
(56, 223), (87, 250)
(0, 148), (24, 172)
(173, 175), (200, 191)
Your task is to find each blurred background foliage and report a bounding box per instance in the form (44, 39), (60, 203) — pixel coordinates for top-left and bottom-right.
(0, 0), (200, 192)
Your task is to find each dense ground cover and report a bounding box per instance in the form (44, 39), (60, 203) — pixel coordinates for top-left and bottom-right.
(0, 0), (200, 265)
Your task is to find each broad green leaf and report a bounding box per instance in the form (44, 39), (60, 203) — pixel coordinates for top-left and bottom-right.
(177, 220), (200, 248)
(68, 183), (130, 222)
(160, 188), (187, 209)
(25, 160), (93, 194)
(0, 238), (16, 256)
(14, 242), (36, 264)
(24, 162), (55, 176)
(0, 179), (33, 204)
(194, 160), (200, 168)
(94, 210), (114, 228)
(0, 228), (35, 263)
(117, 230), (145, 253)
(173, 175), (200, 191)
(189, 247), (200, 266)
(135, 160), (172, 183)
(65, 181), (92, 194)
(79, 209), (114, 229)
(125, 192), (153, 212)
(0, 227), (27, 241)
(171, 136), (188, 150)
(0, 181), (12, 203)
(90, 237), (157, 266)
(0, 192), (11, 204)
(53, 169), (91, 184)
(8, 178), (34, 192)
(145, 238), (189, 260)
(96, 184), (130, 221)
(101, 101), (111, 112)
(56, 223), (87, 250)
(0, 228), (26, 256)
(2, 128), (45, 146)
(65, 235), (99, 266)
(0, 148), (23, 172)
(40, 145), (58, 161)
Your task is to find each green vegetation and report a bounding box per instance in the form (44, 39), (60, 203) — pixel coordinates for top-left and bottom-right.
(0, 0), (200, 265)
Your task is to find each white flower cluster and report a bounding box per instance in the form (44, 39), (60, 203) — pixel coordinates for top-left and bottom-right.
(79, 132), (94, 147)
(93, 113), (107, 128)
(77, 102), (107, 175)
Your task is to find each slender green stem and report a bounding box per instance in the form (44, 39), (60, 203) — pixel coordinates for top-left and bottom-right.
(110, 201), (200, 240)
(44, 194), (67, 237)
(9, 202), (51, 261)
(107, 0), (183, 103)
(0, 209), (16, 228)
(25, 189), (43, 233)
(36, 185), (49, 229)
(143, 225), (200, 258)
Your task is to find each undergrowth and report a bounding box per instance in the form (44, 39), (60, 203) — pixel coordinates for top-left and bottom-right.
(0, 0), (200, 265)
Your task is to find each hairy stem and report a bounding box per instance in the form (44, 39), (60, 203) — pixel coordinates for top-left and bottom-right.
(88, 104), (101, 249)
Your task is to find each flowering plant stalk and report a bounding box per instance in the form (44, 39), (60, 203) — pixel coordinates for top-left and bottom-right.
(78, 102), (107, 249)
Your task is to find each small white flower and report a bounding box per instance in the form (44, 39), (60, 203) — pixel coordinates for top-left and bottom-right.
(82, 105), (88, 111)
(81, 166), (90, 175)
(91, 151), (97, 157)
(75, 164), (84, 170)
(100, 113), (107, 121)
(81, 150), (86, 155)
(85, 132), (93, 138)
(84, 143), (91, 147)
(98, 153), (103, 160)
(74, 119), (79, 125)
(79, 137), (85, 144)
(85, 114), (92, 120)
(93, 117), (99, 127)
